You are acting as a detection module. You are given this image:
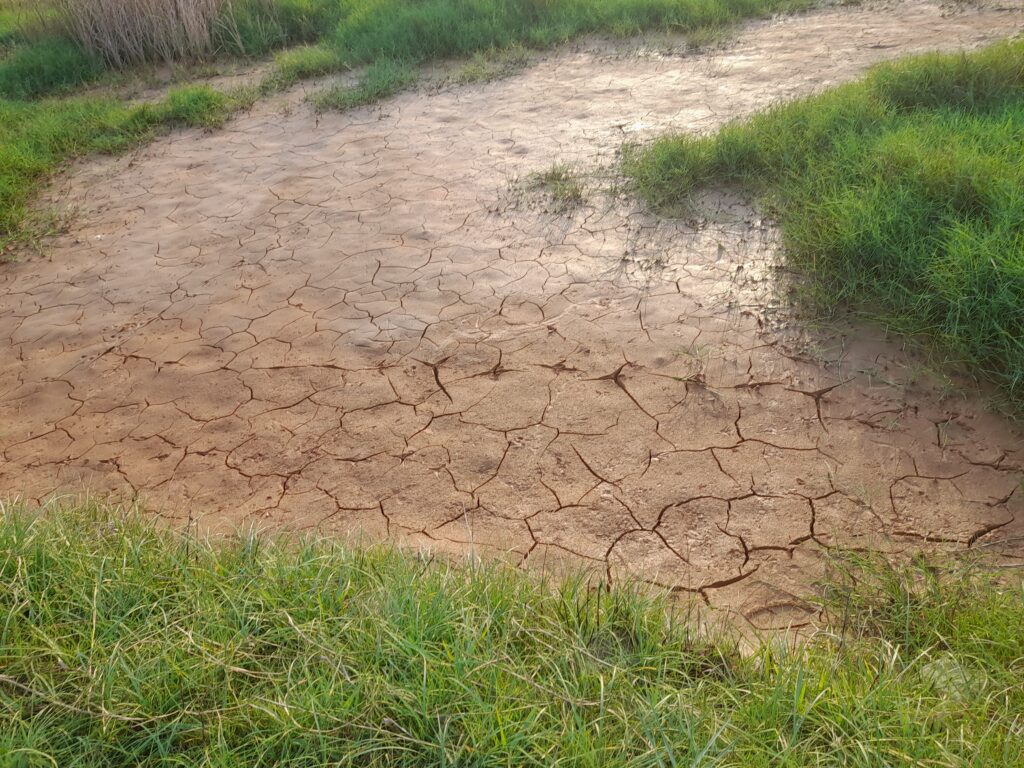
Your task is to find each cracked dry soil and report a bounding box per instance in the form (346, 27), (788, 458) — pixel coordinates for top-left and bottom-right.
(2, 0), (1023, 627)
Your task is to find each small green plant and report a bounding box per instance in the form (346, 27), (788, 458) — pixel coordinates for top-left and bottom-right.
(270, 43), (345, 85)
(532, 162), (586, 212)
(685, 23), (733, 50)
(311, 58), (418, 111)
(454, 44), (530, 84)
(151, 83), (232, 127)
(0, 37), (104, 99)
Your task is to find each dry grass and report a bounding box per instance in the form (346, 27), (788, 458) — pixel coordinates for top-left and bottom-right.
(531, 163), (586, 213)
(55, 0), (225, 66)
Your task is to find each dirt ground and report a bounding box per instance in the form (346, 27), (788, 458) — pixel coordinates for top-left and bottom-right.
(2, 0), (1023, 627)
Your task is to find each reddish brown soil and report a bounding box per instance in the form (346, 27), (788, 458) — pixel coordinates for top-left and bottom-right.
(2, 0), (1022, 627)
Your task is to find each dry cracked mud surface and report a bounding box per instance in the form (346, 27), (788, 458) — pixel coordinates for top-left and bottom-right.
(3, 0), (1023, 626)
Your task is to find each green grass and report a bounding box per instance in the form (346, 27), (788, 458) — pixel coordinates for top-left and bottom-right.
(532, 162), (586, 212)
(311, 58), (419, 111)
(271, 43), (347, 85)
(0, 10), (21, 47)
(0, 38), (104, 100)
(0, 1), (51, 47)
(454, 44), (532, 84)
(1, 503), (1023, 766)
(624, 38), (1024, 404)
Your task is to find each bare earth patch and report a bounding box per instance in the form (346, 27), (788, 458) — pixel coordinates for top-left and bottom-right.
(2, 0), (1022, 628)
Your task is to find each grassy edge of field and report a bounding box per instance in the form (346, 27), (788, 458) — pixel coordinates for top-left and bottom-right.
(0, 84), (256, 256)
(0, 500), (1022, 766)
(623, 37), (1024, 408)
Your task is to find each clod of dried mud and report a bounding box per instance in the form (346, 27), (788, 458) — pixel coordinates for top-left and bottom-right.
(2, 0), (1022, 628)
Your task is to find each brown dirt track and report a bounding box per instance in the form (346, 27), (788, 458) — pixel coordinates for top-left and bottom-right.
(2, 0), (1023, 627)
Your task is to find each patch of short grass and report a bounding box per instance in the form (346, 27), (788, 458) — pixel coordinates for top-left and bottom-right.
(0, 10), (21, 47)
(1, 502), (1022, 766)
(0, 0), (56, 46)
(684, 23), (734, 50)
(532, 162), (586, 212)
(454, 44), (531, 84)
(624, 38), (1024, 404)
(311, 58), (418, 111)
(270, 42), (346, 85)
(0, 37), (104, 99)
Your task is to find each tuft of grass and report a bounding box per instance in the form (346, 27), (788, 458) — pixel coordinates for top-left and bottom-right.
(0, 0), (57, 46)
(151, 83), (232, 127)
(0, 503), (1022, 766)
(311, 58), (419, 111)
(0, 8), (17, 38)
(270, 42), (345, 85)
(0, 8), (23, 49)
(532, 162), (586, 212)
(818, 551), (1019, 655)
(624, 39), (1024, 404)
(685, 23), (734, 50)
(454, 43), (531, 84)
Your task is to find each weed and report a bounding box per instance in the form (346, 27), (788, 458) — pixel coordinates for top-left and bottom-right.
(311, 58), (418, 111)
(152, 83), (232, 126)
(270, 42), (344, 85)
(685, 23), (734, 51)
(454, 44), (531, 84)
(532, 162), (586, 212)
